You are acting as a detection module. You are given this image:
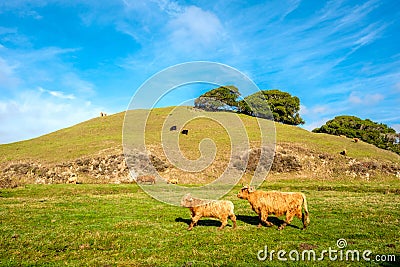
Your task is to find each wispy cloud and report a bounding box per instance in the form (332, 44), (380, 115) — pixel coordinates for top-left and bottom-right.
(0, 56), (20, 90)
(167, 6), (225, 53)
(348, 91), (384, 105)
(38, 87), (75, 100)
(391, 124), (400, 133)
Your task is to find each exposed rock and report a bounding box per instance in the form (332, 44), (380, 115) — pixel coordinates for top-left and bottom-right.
(1, 143), (399, 188)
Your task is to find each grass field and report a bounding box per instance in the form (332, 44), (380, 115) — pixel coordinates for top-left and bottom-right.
(1, 179), (399, 266)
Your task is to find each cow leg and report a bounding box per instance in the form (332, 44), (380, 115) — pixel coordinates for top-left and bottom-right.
(229, 214), (237, 229)
(257, 213), (264, 228)
(279, 212), (295, 230)
(218, 215), (229, 230)
(188, 214), (202, 230)
(259, 212), (273, 227)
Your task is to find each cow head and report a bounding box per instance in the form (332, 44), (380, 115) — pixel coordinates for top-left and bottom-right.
(237, 185), (255, 199)
(181, 193), (193, 207)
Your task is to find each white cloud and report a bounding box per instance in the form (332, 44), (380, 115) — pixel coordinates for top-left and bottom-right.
(280, 0), (301, 20)
(391, 124), (400, 133)
(61, 73), (95, 96)
(395, 82), (400, 92)
(348, 91), (384, 105)
(38, 87), (75, 100)
(0, 57), (20, 89)
(300, 104), (330, 117)
(0, 90), (104, 144)
(153, 0), (183, 16)
(167, 6), (225, 52)
(299, 104), (309, 115)
(302, 117), (330, 132)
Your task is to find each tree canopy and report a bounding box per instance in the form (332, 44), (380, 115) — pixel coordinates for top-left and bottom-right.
(240, 90), (305, 125)
(194, 87), (305, 126)
(313, 115), (400, 155)
(194, 85), (240, 111)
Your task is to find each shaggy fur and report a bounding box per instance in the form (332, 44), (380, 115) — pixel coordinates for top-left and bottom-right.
(237, 186), (310, 230)
(181, 194), (237, 230)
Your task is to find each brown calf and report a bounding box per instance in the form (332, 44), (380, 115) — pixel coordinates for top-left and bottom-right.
(237, 186), (310, 230)
(181, 194), (237, 230)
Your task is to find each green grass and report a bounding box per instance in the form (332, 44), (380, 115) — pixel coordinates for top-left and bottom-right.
(1, 181), (399, 266)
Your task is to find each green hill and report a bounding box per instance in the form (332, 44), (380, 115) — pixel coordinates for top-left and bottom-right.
(1, 106), (399, 188)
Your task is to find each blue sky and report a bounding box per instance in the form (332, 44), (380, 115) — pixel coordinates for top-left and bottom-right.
(0, 0), (399, 144)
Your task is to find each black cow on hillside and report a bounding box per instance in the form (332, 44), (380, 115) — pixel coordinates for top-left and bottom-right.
(181, 129), (189, 135)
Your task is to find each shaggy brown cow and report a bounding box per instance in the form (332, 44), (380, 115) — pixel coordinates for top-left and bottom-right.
(237, 186), (310, 230)
(181, 194), (237, 230)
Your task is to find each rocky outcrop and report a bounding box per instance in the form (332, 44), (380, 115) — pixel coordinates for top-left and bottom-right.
(1, 143), (399, 188)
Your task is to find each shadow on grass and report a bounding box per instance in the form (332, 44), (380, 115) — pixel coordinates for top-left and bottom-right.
(175, 217), (235, 228)
(236, 215), (301, 229)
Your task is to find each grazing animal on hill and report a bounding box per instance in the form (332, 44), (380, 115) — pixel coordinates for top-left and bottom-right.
(340, 149), (347, 156)
(170, 125), (177, 131)
(181, 129), (189, 135)
(181, 194), (237, 230)
(136, 175), (156, 184)
(100, 112), (107, 117)
(353, 138), (359, 143)
(237, 186), (309, 230)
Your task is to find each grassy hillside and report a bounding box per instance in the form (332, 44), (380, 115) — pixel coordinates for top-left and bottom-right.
(1, 106), (399, 164)
(0, 112), (124, 163)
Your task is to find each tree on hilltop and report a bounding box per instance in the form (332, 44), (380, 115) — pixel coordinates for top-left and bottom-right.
(313, 115), (400, 155)
(194, 85), (240, 111)
(240, 90), (305, 125)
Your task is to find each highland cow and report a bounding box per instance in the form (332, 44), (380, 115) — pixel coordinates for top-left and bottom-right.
(181, 194), (237, 230)
(237, 186), (309, 230)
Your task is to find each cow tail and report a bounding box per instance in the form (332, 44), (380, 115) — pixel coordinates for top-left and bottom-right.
(302, 193), (310, 229)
